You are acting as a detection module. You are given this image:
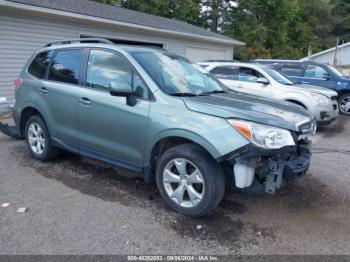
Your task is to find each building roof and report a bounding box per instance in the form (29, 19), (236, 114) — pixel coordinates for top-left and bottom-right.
(303, 42), (350, 60)
(6, 0), (244, 46)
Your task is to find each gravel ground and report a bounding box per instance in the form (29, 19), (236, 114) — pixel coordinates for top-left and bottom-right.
(0, 116), (349, 255)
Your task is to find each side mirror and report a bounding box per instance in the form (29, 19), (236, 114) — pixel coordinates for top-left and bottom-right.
(257, 77), (269, 85)
(322, 73), (331, 80)
(109, 80), (133, 97)
(109, 80), (137, 106)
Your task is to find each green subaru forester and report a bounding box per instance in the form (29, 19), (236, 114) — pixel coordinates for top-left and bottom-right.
(9, 39), (316, 217)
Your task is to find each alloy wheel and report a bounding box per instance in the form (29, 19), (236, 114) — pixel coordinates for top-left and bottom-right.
(163, 158), (205, 208)
(27, 122), (45, 155)
(340, 95), (350, 114)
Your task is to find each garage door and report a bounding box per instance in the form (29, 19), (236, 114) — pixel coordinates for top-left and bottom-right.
(186, 47), (227, 62)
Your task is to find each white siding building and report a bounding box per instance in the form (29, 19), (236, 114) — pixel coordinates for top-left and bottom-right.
(303, 42), (350, 76)
(0, 0), (244, 112)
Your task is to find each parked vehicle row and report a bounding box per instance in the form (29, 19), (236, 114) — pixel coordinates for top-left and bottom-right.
(2, 39), (316, 217)
(251, 59), (350, 115)
(199, 62), (339, 125)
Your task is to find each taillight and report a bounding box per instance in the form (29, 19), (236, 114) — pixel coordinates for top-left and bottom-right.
(14, 78), (22, 93)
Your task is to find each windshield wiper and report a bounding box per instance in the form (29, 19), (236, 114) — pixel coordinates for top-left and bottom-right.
(201, 90), (229, 95)
(169, 92), (200, 97)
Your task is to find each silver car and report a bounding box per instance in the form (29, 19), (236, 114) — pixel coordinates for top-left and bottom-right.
(200, 62), (339, 126)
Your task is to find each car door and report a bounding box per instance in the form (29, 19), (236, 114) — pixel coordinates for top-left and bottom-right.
(40, 48), (84, 146)
(234, 67), (272, 97)
(303, 64), (337, 89)
(78, 49), (150, 168)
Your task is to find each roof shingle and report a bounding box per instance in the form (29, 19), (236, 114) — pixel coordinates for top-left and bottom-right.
(7, 0), (243, 45)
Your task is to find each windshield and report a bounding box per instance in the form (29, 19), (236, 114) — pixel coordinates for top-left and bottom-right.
(263, 67), (295, 85)
(326, 64), (344, 77)
(131, 51), (228, 96)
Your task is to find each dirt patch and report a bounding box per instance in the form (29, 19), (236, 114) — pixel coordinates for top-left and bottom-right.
(11, 144), (160, 208)
(276, 173), (345, 210)
(161, 209), (275, 247)
(218, 199), (247, 214)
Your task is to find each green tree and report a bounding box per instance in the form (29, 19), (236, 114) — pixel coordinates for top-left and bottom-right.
(93, 0), (206, 27)
(227, 0), (334, 60)
(331, 0), (350, 42)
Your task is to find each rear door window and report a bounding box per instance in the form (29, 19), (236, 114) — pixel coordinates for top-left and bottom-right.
(48, 49), (84, 85)
(28, 51), (54, 79)
(238, 67), (264, 82)
(281, 63), (303, 77)
(304, 65), (328, 78)
(210, 66), (238, 79)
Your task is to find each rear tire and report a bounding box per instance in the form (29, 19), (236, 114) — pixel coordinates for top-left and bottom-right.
(155, 144), (225, 217)
(338, 93), (350, 115)
(25, 115), (59, 161)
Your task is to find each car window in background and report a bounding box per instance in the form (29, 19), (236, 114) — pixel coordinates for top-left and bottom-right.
(238, 67), (265, 83)
(326, 64), (344, 78)
(304, 65), (328, 78)
(86, 49), (148, 98)
(210, 66), (238, 79)
(263, 67), (295, 85)
(281, 63), (303, 77)
(131, 51), (228, 95)
(48, 49), (83, 85)
(28, 51), (54, 79)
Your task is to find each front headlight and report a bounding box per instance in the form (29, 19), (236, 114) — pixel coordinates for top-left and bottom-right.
(311, 93), (330, 106)
(228, 119), (295, 149)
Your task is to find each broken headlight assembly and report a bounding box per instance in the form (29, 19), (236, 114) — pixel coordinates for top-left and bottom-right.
(228, 119), (295, 149)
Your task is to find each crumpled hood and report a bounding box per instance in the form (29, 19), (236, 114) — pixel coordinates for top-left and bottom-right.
(294, 84), (338, 97)
(183, 92), (313, 132)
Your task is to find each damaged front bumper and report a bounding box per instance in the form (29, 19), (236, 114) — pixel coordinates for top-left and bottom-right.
(225, 139), (311, 194)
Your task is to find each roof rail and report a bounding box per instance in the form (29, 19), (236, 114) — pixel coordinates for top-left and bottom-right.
(45, 38), (113, 47)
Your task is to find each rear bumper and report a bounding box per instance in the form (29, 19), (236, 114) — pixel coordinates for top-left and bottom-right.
(0, 121), (21, 139)
(0, 107), (21, 139)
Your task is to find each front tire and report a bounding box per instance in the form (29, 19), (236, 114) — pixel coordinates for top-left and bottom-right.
(25, 115), (59, 161)
(155, 144), (225, 217)
(339, 93), (350, 115)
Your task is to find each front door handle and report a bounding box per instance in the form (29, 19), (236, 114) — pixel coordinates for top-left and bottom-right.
(237, 84), (243, 88)
(79, 97), (91, 106)
(39, 87), (48, 94)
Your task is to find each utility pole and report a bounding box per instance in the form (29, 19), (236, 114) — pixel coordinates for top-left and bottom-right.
(333, 37), (339, 67)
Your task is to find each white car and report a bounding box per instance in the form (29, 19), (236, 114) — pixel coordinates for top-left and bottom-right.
(199, 62), (339, 126)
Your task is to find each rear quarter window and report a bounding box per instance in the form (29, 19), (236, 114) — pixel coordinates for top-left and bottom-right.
(28, 51), (54, 79)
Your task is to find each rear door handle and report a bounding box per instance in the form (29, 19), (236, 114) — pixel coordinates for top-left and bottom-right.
(237, 84), (243, 88)
(79, 97), (91, 106)
(302, 81), (310, 84)
(39, 87), (48, 94)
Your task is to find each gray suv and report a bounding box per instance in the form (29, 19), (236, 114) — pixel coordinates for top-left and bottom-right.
(8, 39), (316, 217)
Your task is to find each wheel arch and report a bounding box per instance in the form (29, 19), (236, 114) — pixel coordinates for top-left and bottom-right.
(147, 132), (220, 177)
(285, 99), (309, 110)
(337, 89), (350, 97)
(19, 106), (45, 138)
